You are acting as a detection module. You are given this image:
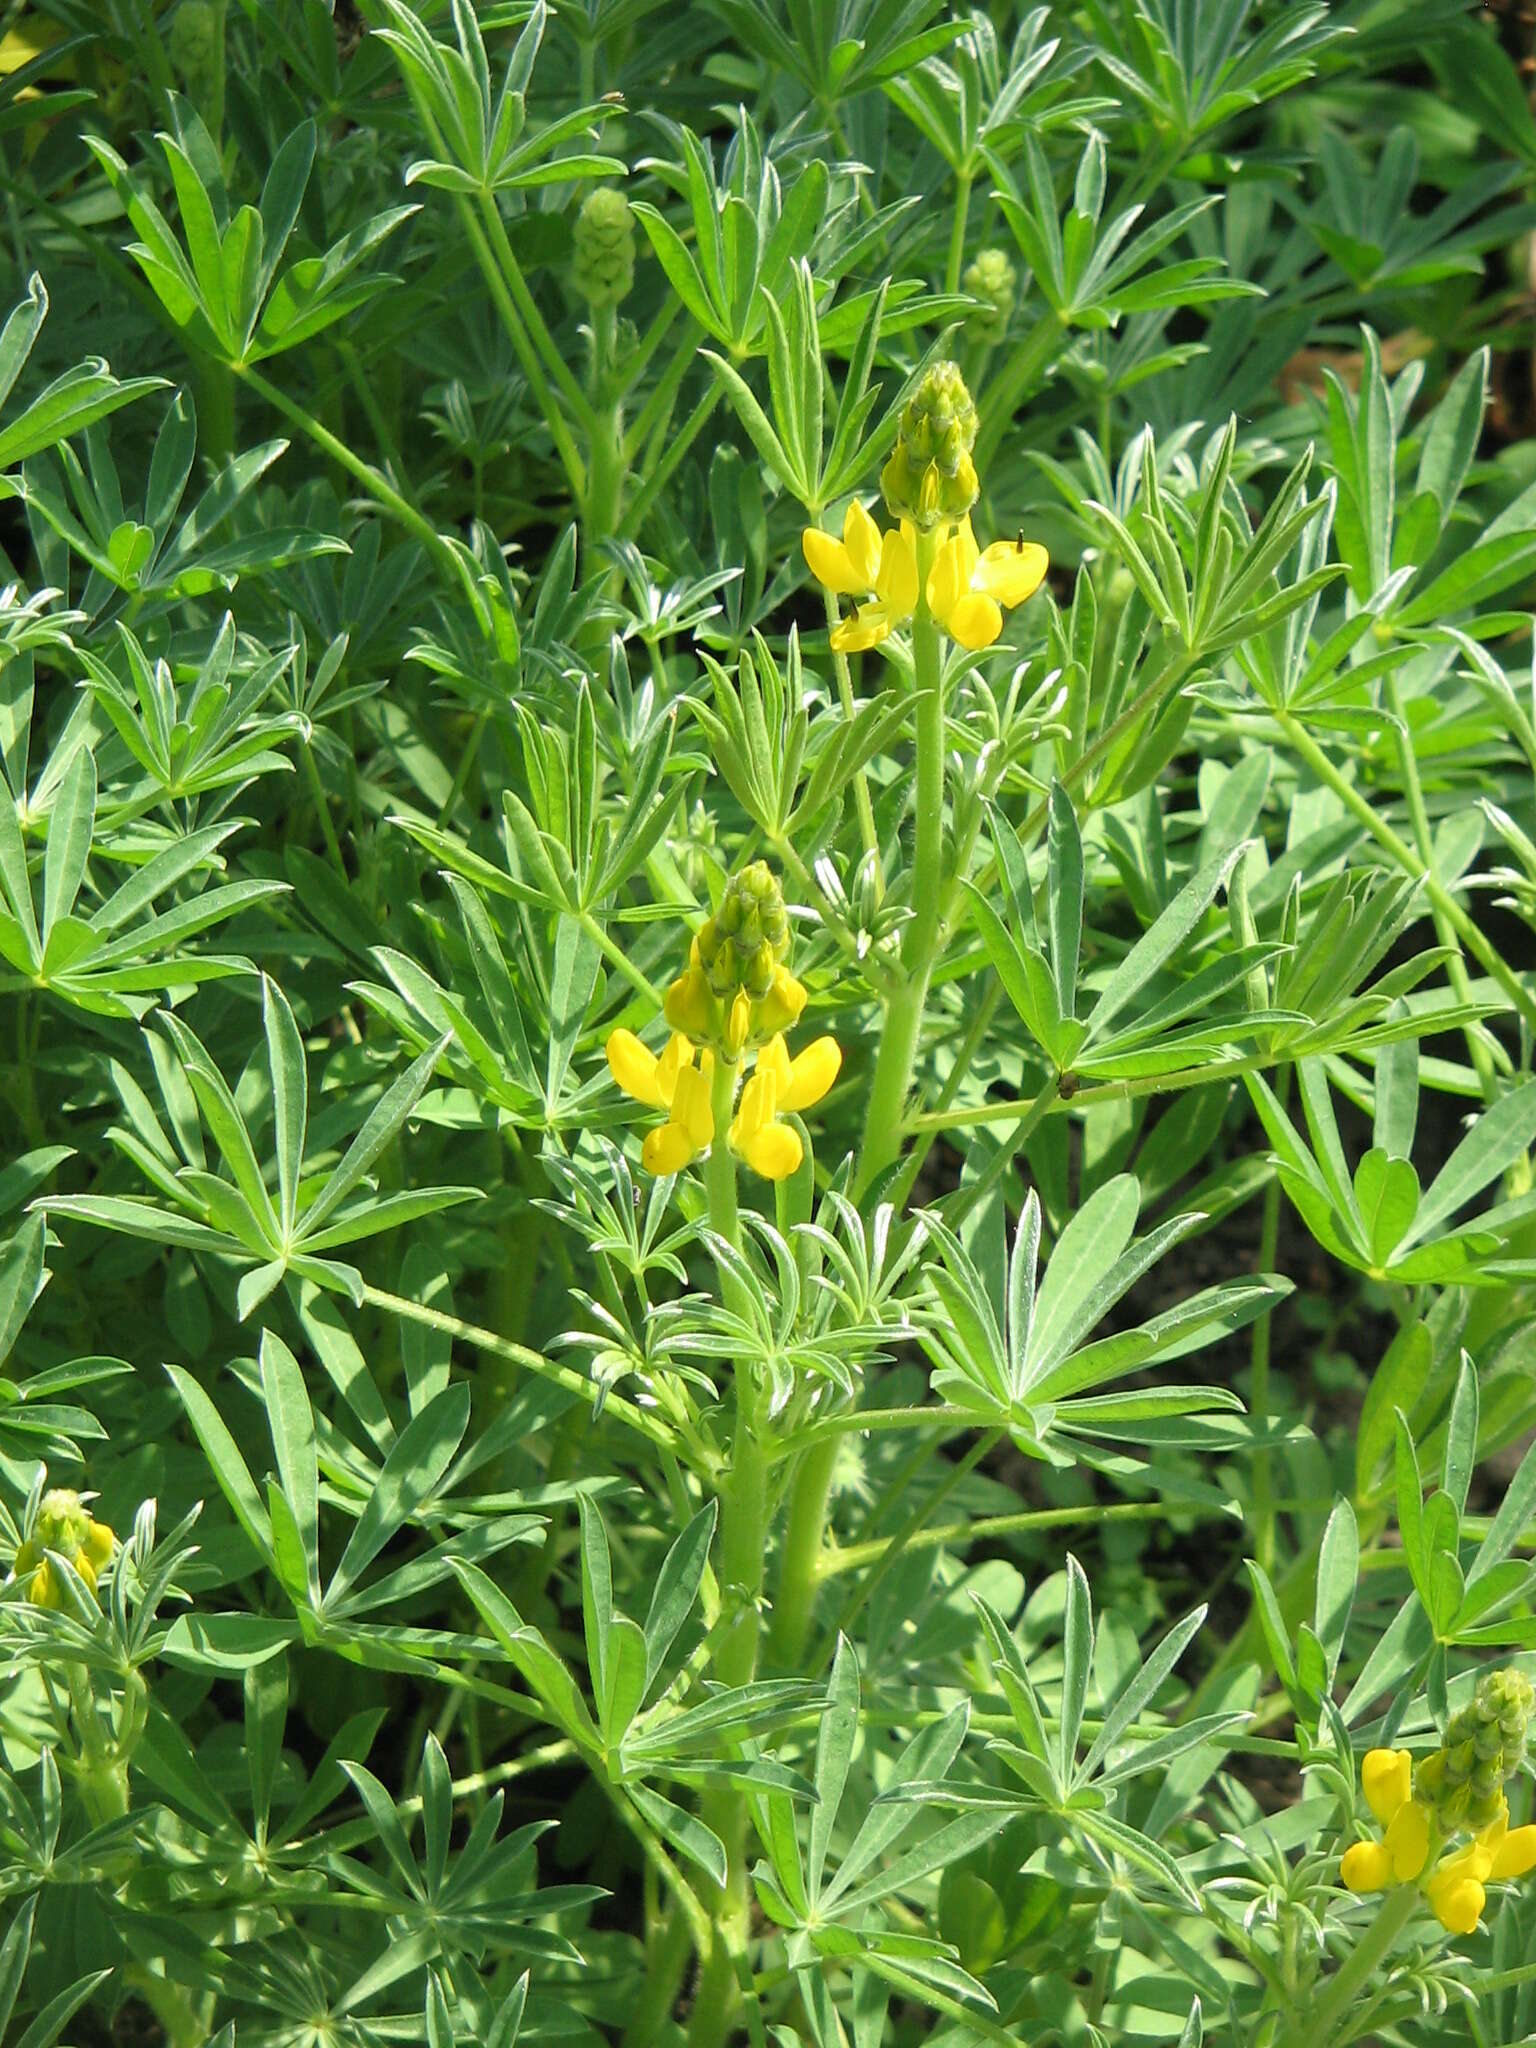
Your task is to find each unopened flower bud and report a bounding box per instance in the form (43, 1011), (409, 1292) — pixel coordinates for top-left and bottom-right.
(167, 1), (218, 100)
(963, 248), (1017, 345)
(881, 361), (980, 530)
(573, 187), (635, 308)
(1418, 1668), (1535, 1831)
(13, 1488), (115, 1608)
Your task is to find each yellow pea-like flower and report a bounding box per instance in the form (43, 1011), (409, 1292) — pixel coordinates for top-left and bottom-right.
(801, 498), (883, 596)
(1341, 1693), (1536, 1936)
(1362, 1747), (1413, 1824)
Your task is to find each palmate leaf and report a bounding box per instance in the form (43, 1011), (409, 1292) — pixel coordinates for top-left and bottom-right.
(918, 1177), (1284, 1462)
(1246, 1059), (1536, 1285)
(38, 992), (475, 1311)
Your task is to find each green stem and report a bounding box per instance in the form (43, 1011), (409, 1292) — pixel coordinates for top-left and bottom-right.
(580, 909), (662, 1009)
(856, 538), (944, 1193)
(1384, 674), (1498, 1099)
(766, 1436), (838, 1667)
(191, 350), (235, 468)
(236, 361), (482, 615)
(394, 72), (588, 494)
(584, 300), (626, 564)
(945, 167), (973, 297)
(1279, 1884), (1421, 2048)
(360, 1283), (683, 1457)
(301, 743), (347, 880)
(693, 1055), (763, 2048)
(622, 1900), (695, 2048)
(620, 383), (721, 539)
(1249, 1121), (1284, 1579)
(813, 1429), (1000, 1672)
(1273, 704), (1536, 1036)
(937, 1075), (1061, 1228)
(821, 1494), (1180, 1575)
(821, 587), (881, 879)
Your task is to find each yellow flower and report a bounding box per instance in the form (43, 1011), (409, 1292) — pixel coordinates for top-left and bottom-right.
(13, 1490), (115, 1608)
(606, 1027), (840, 1183)
(728, 1034), (841, 1182)
(1362, 1747), (1414, 1823)
(1341, 1743), (1536, 1934)
(926, 517), (1049, 651)
(801, 497), (883, 596)
(802, 506), (920, 654)
(606, 1030), (716, 1175)
(802, 506), (1046, 655)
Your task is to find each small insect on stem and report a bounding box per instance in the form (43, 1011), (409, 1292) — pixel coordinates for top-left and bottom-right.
(1058, 1070), (1080, 1099)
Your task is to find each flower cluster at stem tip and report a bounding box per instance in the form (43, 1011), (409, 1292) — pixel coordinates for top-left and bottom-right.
(802, 361), (1047, 653)
(606, 862), (840, 1181)
(1341, 1667), (1536, 1934)
(11, 1488), (115, 1608)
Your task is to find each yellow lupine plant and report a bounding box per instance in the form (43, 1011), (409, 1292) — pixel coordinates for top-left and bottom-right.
(606, 863), (840, 1181)
(1340, 1670), (1536, 1934)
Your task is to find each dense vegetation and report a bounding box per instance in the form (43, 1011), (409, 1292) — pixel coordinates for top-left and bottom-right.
(5, 3), (1536, 2045)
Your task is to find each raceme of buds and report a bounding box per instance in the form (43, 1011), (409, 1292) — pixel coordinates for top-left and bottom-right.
(12, 1488), (115, 1608)
(963, 248), (1018, 345)
(1340, 1670), (1536, 1934)
(1416, 1666), (1535, 1830)
(573, 187), (636, 307)
(880, 361), (980, 530)
(695, 860), (791, 999)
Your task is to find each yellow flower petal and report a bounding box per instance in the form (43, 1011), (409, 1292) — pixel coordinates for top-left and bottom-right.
(781, 1035), (841, 1113)
(1340, 1839), (1393, 1893)
(607, 1028), (665, 1107)
(730, 1068), (776, 1148)
(802, 527), (861, 596)
(976, 538), (1049, 608)
(926, 534), (969, 624)
(738, 1120), (803, 1181)
(81, 1521), (114, 1572)
(1429, 1873), (1486, 1935)
(1385, 1799), (1431, 1882)
(1490, 1822), (1536, 1880)
(725, 990), (752, 1057)
(664, 963), (716, 1040)
(1362, 1749), (1413, 1826)
(755, 1036), (792, 1097)
(671, 1063), (715, 1150)
(770, 967), (807, 1028)
(655, 1032), (693, 1106)
(875, 527), (918, 617)
(843, 499), (883, 588)
(831, 608), (895, 654)
(945, 592), (1004, 650)
(642, 1122), (697, 1175)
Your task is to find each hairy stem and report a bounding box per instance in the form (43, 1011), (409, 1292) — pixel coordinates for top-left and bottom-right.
(856, 534), (944, 1192)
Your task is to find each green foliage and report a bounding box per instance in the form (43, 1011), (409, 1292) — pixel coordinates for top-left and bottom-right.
(3, 4), (1536, 2048)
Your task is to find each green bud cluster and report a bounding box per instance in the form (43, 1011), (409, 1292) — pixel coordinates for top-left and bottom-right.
(573, 188), (636, 308)
(696, 861), (791, 999)
(167, 1), (218, 94)
(880, 360), (980, 530)
(1417, 1667), (1534, 1831)
(963, 248), (1017, 345)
